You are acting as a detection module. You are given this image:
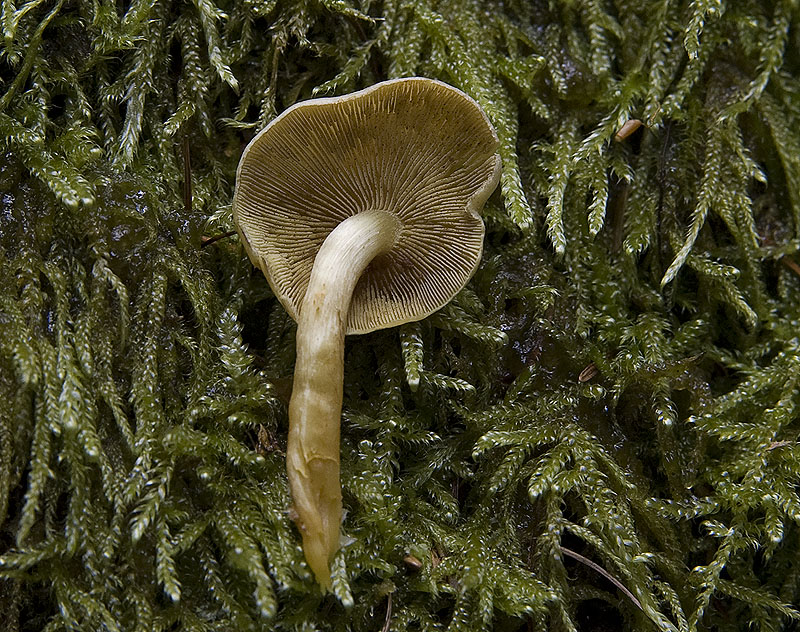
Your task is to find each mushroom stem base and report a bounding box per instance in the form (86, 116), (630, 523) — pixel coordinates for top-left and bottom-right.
(287, 209), (400, 590)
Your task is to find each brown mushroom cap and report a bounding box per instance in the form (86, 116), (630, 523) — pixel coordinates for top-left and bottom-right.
(233, 77), (501, 334)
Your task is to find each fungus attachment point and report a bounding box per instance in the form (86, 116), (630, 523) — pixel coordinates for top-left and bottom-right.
(233, 77), (501, 589)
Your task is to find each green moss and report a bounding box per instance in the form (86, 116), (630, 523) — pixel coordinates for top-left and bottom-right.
(2, 0), (800, 630)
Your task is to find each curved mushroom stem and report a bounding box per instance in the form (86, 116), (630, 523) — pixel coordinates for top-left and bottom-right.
(287, 209), (400, 590)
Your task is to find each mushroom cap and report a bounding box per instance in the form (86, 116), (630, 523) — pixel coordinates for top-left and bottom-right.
(233, 77), (501, 334)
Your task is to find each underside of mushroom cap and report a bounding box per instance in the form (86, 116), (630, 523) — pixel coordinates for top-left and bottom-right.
(234, 77), (501, 334)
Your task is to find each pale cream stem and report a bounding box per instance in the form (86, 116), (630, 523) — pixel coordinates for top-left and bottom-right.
(287, 209), (400, 590)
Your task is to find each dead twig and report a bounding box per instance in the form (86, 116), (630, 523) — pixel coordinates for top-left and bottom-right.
(781, 257), (800, 278)
(381, 592), (392, 632)
(201, 230), (237, 248)
(560, 546), (643, 612)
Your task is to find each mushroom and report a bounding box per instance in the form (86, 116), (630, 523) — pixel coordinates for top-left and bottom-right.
(233, 77), (501, 589)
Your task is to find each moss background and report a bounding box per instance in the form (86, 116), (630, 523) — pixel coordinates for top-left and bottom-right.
(2, 0), (800, 630)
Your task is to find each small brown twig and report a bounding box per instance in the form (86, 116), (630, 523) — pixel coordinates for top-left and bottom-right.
(381, 592), (393, 632)
(781, 257), (800, 278)
(578, 362), (599, 383)
(200, 230), (237, 248)
(182, 132), (193, 216)
(560, 546), (643, 612)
